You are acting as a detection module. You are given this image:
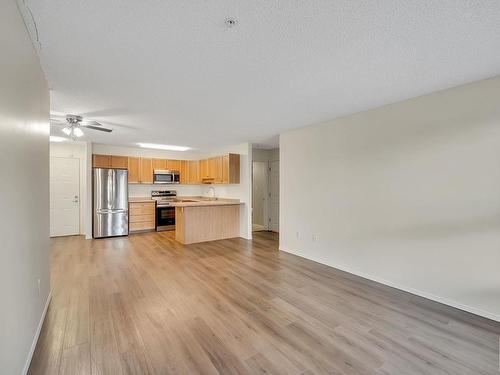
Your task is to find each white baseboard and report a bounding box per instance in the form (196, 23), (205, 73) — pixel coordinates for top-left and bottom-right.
(279, 247), (500, 323)
(22, 291), (52, 375)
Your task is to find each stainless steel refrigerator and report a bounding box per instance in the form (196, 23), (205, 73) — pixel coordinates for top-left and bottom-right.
(93, 168), (129, 238)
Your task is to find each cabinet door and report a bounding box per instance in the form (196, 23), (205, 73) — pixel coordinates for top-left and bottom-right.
(140, 158), (153, 183)
(208, 158), (217, 180)
(93, 154), (111, 168)
(111, 155), (128, 169)
(199, 159), (209, 179)
(166, 159), (180, 171)
(152, 158), (166, 171)
(222, 154), (229, 183)
(128, 157), (140, 183)
(179, 160), (188, 184)
(215, 156), (223, 183)
(224, 154), (240, 183)
(188, 160), (200, 184)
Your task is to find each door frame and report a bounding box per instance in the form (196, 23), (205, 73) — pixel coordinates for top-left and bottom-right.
(268, 159), (279, 233)
(252, 161), (270, 230)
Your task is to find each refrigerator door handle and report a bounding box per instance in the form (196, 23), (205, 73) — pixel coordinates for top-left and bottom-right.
(96, 209), (128, 214)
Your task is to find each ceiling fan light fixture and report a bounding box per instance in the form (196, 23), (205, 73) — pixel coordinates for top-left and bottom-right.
(62, 126), (72, 135)
(73, 127), (84, 137)
(137, 143), (190, 152)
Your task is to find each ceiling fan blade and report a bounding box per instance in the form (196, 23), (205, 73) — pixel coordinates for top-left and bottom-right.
(80, 120), (102, 126)
(83, 125), (113, 132)
(50, 119), (67, 124)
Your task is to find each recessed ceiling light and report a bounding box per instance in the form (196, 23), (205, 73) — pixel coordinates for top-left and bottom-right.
(225, 17), (238, 28)
(137, 143), (191, 151)
(50, 136), (67, 142)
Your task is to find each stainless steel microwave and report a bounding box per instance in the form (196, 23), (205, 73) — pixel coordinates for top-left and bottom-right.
(153, 170), (180, 184)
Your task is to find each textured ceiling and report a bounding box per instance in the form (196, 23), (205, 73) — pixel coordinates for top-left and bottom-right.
(21, 0), (500, 149)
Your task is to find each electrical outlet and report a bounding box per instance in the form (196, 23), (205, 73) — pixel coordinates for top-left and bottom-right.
(312, 234), (319, 242)
(37, 278), (41, 296)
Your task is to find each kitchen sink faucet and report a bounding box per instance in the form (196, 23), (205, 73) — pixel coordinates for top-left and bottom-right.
(207, 186), (216, 199)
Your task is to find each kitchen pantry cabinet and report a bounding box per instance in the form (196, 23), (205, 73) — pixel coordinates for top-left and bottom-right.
(92, 153), (239, 184)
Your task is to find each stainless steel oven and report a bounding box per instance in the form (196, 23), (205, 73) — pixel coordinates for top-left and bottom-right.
(152, 190), (177, 231)
(156, 205), (175, 231)
(153, 170), (180, 184)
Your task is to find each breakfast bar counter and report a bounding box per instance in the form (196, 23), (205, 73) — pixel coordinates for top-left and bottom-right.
(174, 198), (241, 244)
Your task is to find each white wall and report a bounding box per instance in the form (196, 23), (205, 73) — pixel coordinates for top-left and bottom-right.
(280, 76), (500, 321)
(50, 142), (88, 234)
(0, 1), (50, 373)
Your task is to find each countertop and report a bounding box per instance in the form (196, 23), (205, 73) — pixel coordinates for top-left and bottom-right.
(129, 197), (156, 203)
(128, 196), (241, 207)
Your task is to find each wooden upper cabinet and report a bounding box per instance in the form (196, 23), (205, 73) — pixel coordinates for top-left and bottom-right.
(188, 160), (200, 184)
(207, 158), (217, 181)
(128, 157), (140, 183)
(93, 153), (239, 184)
(152, 158), (166, 171)
(214, 156), (223, 183)
(166, 159), (181, 171)
(222, 154), (229, 184)
(223, 153), (240, 184)
(111, 156), (128, 169)
(199, 159), (209, 180)
(140, 158), (153, 183)
(93, 154), (128, 169)
(93, 154), (111, 168)
(179, 160), (188, 184)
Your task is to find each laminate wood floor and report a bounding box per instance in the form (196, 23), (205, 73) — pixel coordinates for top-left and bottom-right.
(29, 231), (499, 375)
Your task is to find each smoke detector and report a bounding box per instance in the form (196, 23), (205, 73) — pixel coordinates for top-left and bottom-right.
(225, 17), (238, 28)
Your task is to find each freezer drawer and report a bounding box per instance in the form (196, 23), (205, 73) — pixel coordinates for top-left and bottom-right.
(93, 211), (129, 238)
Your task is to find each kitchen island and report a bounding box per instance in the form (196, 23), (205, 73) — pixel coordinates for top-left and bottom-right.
(171, 197), (241, 244)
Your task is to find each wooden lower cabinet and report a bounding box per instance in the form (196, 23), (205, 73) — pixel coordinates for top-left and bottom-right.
(175, 204), (240, 244)
(129, 202), (156, 232)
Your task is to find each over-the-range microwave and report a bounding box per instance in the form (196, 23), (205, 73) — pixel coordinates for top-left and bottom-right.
(153, 170), (180, 184)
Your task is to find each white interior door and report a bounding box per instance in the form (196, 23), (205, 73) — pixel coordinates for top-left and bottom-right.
(252, 161), (268, 230)
(269, 160), (279, 232)
(50, 157), (80, 237)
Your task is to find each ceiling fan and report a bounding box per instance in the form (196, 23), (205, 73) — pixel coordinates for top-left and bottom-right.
(50, 114), (113, 139)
